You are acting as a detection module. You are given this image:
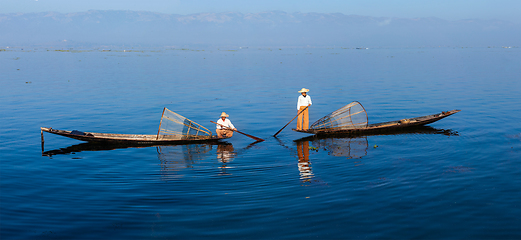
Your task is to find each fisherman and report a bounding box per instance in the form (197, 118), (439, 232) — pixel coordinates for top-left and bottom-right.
(216, 112), (237, 138)
(297, 88), (312, 130)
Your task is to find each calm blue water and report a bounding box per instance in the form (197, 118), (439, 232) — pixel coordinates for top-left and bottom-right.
(1, 47), (521, 239)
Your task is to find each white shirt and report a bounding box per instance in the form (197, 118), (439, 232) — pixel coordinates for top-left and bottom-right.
(297, 95), (312, 110)
(216, 118), (235, 129)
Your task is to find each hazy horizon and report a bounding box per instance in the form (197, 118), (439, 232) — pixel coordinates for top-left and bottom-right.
(3, 0), (521, 24)
(2, 10), (520, 48)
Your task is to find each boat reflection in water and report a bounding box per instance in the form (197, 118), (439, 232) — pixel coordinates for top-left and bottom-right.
(42, 141), (236, 179)
(292, 126), (459, 182)
(41, 142), (155, 157)
(296, 137), (368, 182)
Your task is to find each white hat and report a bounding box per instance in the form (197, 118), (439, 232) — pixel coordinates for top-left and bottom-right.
(220, 112), (229, 117)
(298, 88), (310, 93)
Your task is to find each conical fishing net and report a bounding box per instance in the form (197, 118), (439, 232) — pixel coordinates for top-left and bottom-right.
(157, 108), (212, 140)
(309, 101), (368, 131)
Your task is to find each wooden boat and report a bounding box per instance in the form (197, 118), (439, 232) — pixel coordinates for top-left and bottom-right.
(40, 127), (226, 144)
(293, 101), (460, 136)
(41, 108), (228, 144)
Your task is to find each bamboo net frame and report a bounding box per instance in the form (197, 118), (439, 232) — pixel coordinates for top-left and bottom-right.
(157, 108), (212, 139)
(309, 101), (368, 130)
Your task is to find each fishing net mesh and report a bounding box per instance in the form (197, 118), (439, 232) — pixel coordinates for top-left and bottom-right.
(309, 101), (368, 130)
(158, 108), (212, 139)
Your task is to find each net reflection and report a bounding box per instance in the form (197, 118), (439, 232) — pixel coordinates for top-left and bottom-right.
(157, 142), (236, 179)
(157, 144), (213, 172)
(295, 137), (368, 183)
(310, 137), (368, 159)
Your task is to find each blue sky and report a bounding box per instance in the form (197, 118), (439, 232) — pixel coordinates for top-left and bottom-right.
(3, 0), (521, 23)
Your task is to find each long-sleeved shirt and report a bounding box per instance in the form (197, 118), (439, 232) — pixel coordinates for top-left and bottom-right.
(297, 95), (312, 110)
(216, 118), (235, 129)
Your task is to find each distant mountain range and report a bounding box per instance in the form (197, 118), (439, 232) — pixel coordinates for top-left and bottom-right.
(1, 10), (519, 48)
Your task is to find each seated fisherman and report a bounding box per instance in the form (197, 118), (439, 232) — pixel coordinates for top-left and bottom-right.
(216, 112), (237, 138)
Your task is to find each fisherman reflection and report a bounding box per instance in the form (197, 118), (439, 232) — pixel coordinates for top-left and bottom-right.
(296, 141), (314, 182)
(217, 143), (236, 175)
(217, 143), (236, 163)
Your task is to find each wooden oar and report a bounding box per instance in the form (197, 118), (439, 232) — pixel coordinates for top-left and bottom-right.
(273, 106), (309, 137)
(211, 121), (265, 142)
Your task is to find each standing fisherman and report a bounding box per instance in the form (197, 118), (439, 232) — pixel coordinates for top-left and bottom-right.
(296, 88), (312, 130)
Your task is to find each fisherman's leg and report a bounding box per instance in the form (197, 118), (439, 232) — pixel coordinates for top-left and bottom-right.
(226, 130), (234, 137)
(297, 113), (302, 130)
(216, 129), (224, 138)
(303, 107), (309, 130)
(297, 106), (306, 130)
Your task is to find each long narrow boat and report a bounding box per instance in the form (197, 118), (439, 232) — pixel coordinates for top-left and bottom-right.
(41, 108), (228, 144)
(293, 101), (460, 136)
(40, 127), (226, 144)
